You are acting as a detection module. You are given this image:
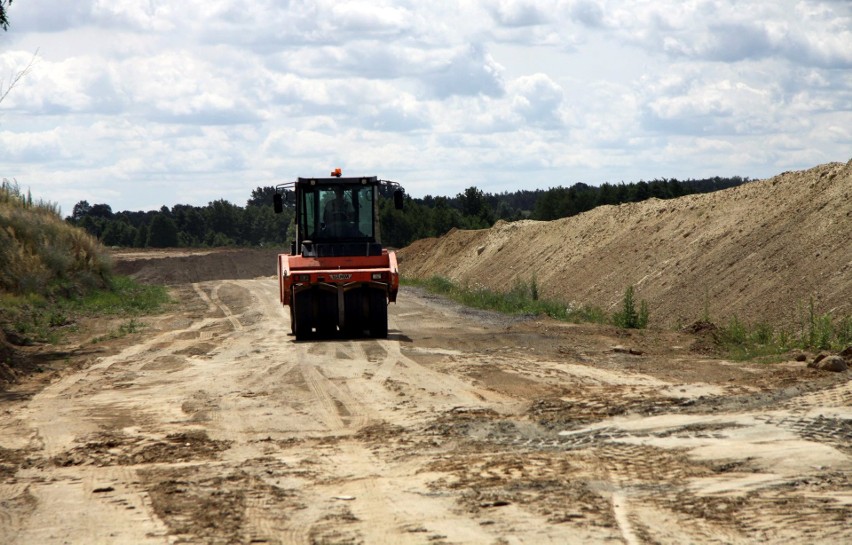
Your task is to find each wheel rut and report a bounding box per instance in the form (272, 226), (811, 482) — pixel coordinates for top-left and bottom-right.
(0, 277), (849, 544)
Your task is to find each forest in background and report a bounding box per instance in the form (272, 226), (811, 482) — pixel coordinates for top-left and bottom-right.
(66, 176), (750, 249)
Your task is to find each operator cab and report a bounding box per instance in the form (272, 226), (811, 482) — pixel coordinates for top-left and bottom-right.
(274, 174), (403, 258)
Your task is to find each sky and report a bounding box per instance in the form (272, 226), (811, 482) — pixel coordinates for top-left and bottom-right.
(0, 0), (850, 216)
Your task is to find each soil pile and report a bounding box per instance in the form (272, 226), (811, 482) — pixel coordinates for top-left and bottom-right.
(399, 159), (852, 328)
(113, 248), (282, 284)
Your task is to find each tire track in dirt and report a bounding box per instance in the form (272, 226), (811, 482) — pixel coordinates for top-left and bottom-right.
(546, 380), (852, 543)
(8, 467), (169, 545)
(380, 339), (512, 407)
(0, 483), (35, 544)
(610, 490), (640, 545)
(191, 282), (218, 314)
(294, 345), (371, 432)
(299, 362), (347, 431)
(210, 283), (245, 332)
(4, 270), (850, 544)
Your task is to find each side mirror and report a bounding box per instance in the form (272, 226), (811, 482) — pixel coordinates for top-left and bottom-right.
(273, 193), (283, 214)
(393, 189), (404, 210)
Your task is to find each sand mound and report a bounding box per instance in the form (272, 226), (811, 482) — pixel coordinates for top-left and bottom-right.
(399, 159), (852, 328)
(113, 248), (280, 285)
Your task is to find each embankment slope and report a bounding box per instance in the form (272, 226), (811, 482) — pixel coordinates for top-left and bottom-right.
(399, 159), (852, 328)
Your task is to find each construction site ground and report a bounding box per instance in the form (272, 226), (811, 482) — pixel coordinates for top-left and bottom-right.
(0, 248), (850, 544)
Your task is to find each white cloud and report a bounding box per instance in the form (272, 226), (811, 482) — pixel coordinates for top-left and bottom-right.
(0, 128), (67, 161)
(508, 73), (569, 128)
(0, 0), (849, 215)
(488, 0), (551, 27)
(423, 43), (506, 98)
(566, 0), (606, 28)
(329, 2), (412, 33)
(642, 74), (777, 135)
(113, 51), (264, 124)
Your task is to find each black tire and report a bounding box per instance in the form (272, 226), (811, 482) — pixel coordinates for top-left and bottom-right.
(369, 289), (388, 338)
(317, 290), (338, 336)
(344, 288), (367, 336)
(293, 289), (313, 341)
(289, 303), (296, 335)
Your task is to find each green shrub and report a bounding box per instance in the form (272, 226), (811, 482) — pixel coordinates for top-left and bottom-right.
(751, 322), (774, 345)
(837, 317), (852, 347)
(613, 286), (648, 329)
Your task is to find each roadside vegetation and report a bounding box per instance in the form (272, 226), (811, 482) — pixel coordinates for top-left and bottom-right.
(0, 180), (169, 355)
(407, 275), (850, 362)
(403, 276), (611, 326)
(710, 301), (852, 361)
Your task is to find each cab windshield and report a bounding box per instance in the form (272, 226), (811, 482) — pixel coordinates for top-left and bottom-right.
(300, 184), (375, 241)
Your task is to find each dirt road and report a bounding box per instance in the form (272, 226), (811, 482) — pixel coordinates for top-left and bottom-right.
(1, 274), (850, 544)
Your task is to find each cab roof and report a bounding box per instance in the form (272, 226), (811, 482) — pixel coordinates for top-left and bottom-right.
(295, 176), (379, 186)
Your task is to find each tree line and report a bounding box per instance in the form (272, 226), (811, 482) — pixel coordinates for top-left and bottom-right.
(68, 176), (750, 249)
(68, 188), (293, 248)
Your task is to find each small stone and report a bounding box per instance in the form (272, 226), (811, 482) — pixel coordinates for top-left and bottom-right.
(793, 353), (807, 362)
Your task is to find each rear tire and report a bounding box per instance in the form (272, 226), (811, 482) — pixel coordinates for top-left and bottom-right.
(293, 289), (313, 341)
(369, 289), (388, 338)
(317, 290), (338, 336)
(344, 288), (367, 336)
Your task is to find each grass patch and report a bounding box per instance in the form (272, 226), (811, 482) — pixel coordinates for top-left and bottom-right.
(404, 277), (850, 362)
(403, 276), (607, 324)
(713, 308), (852, 361)
(0, 275), (171, 345)
(90, 318), (146, 344)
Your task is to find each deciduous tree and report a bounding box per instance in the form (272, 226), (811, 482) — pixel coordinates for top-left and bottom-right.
(0, 1), (12, 31)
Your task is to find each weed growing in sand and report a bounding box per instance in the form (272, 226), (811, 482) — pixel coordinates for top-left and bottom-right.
(404, 276), (607, 324)
(530, 274), (539, 301)
(802, 298), (834, 350)
(702, 287), (712, 323)
(714, 305), (852, 361)
(0, 276), (169, 345)
(612, 286), (649, 329)
(91, 318), (145, 344)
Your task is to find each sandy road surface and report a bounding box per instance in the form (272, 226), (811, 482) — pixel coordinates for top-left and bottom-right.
(1, 276), (850, 544)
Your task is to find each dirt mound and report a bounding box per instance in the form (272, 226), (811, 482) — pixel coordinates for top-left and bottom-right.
(399, 159), (852, 328)
(112, 248), (281, 284)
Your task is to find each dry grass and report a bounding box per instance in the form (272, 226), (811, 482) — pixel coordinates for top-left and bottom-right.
(0, 179), (112, 297)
